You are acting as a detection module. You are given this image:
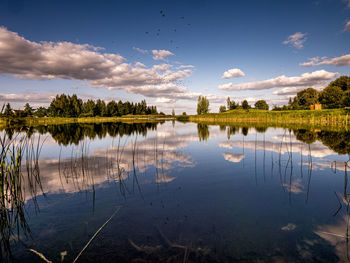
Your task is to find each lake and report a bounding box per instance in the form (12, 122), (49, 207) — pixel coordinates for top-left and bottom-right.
(2, 121), (350, 262)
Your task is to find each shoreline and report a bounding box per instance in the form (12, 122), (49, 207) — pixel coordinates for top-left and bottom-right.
(1, 109), (350, 131)
(0, 115), (175, 127)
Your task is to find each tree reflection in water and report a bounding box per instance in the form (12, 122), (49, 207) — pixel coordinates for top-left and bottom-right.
(197, 123), (209, 142)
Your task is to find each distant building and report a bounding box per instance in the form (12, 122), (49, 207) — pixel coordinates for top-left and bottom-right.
(310, 104), (322, 110)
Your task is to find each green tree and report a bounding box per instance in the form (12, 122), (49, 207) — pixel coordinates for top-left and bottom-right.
(182, 112), (187, 115)
(219, 105), (226, 112)
(242, 100), (250, 109)
(227, 97), (237, 110)
(343, 90), (350, 107)
(34, 106), (48, 117)
(254, 100), (269, 110)
(70, 94), (82, 117)
(319, 86), (344, 108)
(197, 96), (209, 115)
(107, 100), (119, 116)
(82, 99), (96, 117)
(295, 88), (319, 107)
(23, 103), (33, 116)
(3, 103), (13, 117)
(328, 76), (350, 91)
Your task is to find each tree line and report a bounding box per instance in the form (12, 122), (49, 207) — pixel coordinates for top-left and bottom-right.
(273, 75), (350, 110)
(197, 96), (269, 115)
(1, 94), (160, 118)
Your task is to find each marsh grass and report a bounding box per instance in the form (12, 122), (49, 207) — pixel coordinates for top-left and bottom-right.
(189, 109), (350, 128)
(0, 133), (45, 261)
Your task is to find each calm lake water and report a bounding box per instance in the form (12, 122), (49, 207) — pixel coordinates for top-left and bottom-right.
(2, 121), (350, 262)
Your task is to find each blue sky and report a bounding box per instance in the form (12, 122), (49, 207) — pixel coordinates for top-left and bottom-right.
(0, 0), (349, 113)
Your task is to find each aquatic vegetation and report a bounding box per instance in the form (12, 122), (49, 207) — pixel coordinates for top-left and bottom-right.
(0, 133), (45, 261)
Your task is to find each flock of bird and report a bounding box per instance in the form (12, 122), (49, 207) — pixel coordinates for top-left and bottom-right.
(143, 10), (192, 49)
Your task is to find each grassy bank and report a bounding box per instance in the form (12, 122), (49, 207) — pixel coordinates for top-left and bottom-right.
(0, 115), (174, 127)
(185, 109), (350, 127)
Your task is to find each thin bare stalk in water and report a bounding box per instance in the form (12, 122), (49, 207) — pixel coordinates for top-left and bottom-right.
(131, 136), (143, 198)
(271, 151), (274, 179)
(305, 144), (313, 204)
(278, 130), (287, 189)
(333, 191), (343, 217)
(242, 134), (245, 168)
(300, 143), (303, 178)
(263, 133), (266, 182)
(254, 131), (257, 185)
(28, 249), (52, 263)
(73, 206), (122, 263)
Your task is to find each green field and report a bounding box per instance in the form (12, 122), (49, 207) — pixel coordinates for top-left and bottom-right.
(184, 109), (350, 127)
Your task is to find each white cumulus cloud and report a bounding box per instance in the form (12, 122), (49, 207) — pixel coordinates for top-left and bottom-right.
(221, 68), (245, 79)
(0, 27), (200, 102)
(135, 62), (146, 67)
(0, 92), (56, 103)
(272, 86), (324, 96)
(218, 70), (339, 91)
(132, 47), (148, 54)
(283, 32), (307, 49)
(152, 49), (174, 61)
(301, 54), (350, 66)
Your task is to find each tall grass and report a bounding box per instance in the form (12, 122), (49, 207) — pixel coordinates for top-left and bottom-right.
(0, 133), (45, 261)
(189, 109), (350, 128)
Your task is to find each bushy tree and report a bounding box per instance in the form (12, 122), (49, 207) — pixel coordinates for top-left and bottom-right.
(197, 96), (209, 115)
(34, 106), (48, 117)
(295, 88), (318, 107)
(24, 103), (34, 116)
(82, 99), (96, 117)
(342, 90), (350, 107)
(4, 103), (13, 117)
(319, 86), (344, 108)
(328, 76), (350, 91)
(107, 101), (118, 116)
(242, 100), (250, 109)
(254, 100), (269, 110)
(227, 97), (237, 110)
(219, 105), (226, 112)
